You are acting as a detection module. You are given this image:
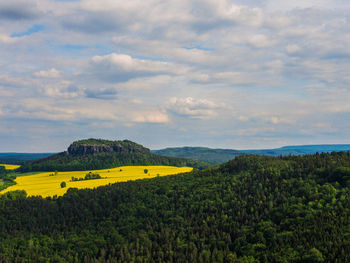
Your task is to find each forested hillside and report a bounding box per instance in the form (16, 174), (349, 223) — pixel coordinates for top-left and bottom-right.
(19, 139), (209, 172)
(1, 152), (350, 262)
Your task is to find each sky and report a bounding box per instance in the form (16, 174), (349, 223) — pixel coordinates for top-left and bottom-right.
(1, 0), (350, 152)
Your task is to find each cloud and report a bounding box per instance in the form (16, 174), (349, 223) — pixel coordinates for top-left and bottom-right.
(165, 97), (221, 119)
(0, 74), (29, 88)
(131, 111), (169, 123)
(62, 12), (124, 33)
(0, 33), (17, 44)
(89, 53), (188, 82)
(40, 81), (84, 98)
(84, 87), (118, 100)
(0, 1), (42, 20)
(3, 99), (120, 122)
(286, 44), (301, 54)
(113, 37), (221, 66)
(34, 68), (62, 78)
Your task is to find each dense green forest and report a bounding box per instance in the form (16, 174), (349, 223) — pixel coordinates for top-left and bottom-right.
(1, 152), (350, 262)
(19, 139), (209, 172)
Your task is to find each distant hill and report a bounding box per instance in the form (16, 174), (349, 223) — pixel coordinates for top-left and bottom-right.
(152, 147), (243, 164)
(245, 144), (350, 156)
(153, 144), (350, 164)
(19, 139), (209, 172)
(0, 153), (55, 165)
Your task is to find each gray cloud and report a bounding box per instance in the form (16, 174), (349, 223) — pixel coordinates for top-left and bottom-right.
(84, 87), (118, 100)
(0, 1), (42, 20)
(62, 12), (124, 33)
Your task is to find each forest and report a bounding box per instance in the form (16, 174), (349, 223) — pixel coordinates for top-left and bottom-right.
(1, 152), (350, 262)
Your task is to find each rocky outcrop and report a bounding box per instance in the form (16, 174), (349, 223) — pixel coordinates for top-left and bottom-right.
(68, 144), (114, 155)
(67, 141), (150, 155)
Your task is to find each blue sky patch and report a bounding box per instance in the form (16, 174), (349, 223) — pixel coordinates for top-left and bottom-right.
(11, 24), (45, 38)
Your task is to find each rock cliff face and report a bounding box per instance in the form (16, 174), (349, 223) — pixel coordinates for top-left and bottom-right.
(67, 140), (150, 155)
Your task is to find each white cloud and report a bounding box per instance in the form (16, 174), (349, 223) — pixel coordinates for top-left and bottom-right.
(0, 33), (17, 44)
(165, 97), (221, 119)
(247, 34), (276, 48)
(34, 68), (61, 78)
(90, 53), (189, 82)
(131, 111), (169, 123)
(113, 37), (221, 65)
(286, 44), (301, 54)
(265, 13), (291, 28)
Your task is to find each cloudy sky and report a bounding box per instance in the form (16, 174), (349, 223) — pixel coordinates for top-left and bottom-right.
(1, 0), (350, 152)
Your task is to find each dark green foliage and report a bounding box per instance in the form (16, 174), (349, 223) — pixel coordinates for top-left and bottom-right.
(1, 190), (27, 200)
(1, 152), (350, 262)
(0, 166), (7, 176)
(19, 139), (210, 172)
(71, 172), (102, 181)
(60, 181), (66, 188)
(0, 166), (16, 191)
(85, 172), (101, 180)
(144, 169), (148, 174)
(69, 138), (146, 148)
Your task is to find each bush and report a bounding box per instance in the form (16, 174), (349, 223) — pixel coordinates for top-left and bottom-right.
(60, 181), (66, 188)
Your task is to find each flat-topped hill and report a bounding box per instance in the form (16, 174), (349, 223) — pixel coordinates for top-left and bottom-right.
(19, 139), (209, 172)
(67, 139), (150, 155)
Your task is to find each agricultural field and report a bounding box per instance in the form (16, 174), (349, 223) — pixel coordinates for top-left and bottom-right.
(1, 166), (193, 197)
(0, 164), (21, 170)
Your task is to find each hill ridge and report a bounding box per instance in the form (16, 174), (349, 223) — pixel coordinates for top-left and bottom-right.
(19, 139), (209, 172)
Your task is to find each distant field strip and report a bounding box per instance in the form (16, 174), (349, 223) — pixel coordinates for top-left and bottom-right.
(1, 166), (193, 197)
(0, 164), (21, 170)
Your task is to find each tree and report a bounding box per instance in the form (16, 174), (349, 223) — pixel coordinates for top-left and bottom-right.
(60, 181), (66, 188)
(144, 169), (148, 174)
(302, 248), (324, 262)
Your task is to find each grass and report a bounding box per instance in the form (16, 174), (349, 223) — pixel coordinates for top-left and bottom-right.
(0, 166), (193, 197)
(0, 164), (21, 170)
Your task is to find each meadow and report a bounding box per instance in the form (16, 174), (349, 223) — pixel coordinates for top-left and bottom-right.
(0, 164), (21, 170)
(1, 166), (193, 197)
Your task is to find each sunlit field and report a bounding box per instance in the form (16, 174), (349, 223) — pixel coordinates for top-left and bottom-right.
(1, 166), (193, 197)
(0, 164), (21, 170)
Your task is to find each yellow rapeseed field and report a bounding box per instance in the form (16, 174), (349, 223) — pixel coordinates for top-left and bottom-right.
(1, 166), (193, 197)
(0, 164), (21, 170)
